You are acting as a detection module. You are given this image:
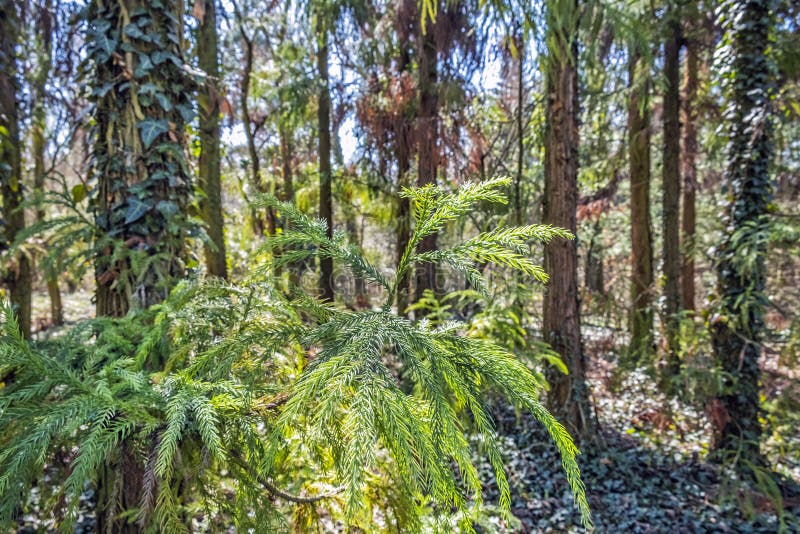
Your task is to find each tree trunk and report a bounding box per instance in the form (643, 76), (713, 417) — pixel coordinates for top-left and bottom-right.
(662, 7), (682, 372)
(88, 1), (193, 528)
(681, 35), (698, 313)
(31, 0), (63, 327)
(92, 0), (191, 318)
(710, 0), (774, 469)
(628, 47), (654, 359)
(197, 0), (228, 279)
(585, 219), (604, 295)
(542, 0), (591, 439)
(414, 11), (439, 302)
(317, 17), (335, 301)
(280, 125), (294, 203)
(514, 33), (525, 226)
(0, 1), (32, 339)
(395, 39), (412, 316)
(240, 34), (265, 237)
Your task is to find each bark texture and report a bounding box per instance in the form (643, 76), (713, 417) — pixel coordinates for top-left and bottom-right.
(395, 38), (412, 316)
(197, 0), (228, 279)
(414, 12), (439, 302)
(662, 8), (682, 369)
(317, 18), (334, 301)
(681, 35), (699, 313)
(542, 0), (591, 438)
(0, 2), (32, 338)
(628, 48), (654, 358)
(91, 0), (191, 319)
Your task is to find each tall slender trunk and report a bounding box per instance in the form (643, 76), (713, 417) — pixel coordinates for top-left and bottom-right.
(662, 7), (682, 371)
(317, 18), (334, 301)
(710, 0), (774, 469)
(628, 47), (654, 359)
(197, 0), (228, 279)
(542, 0), (591, 438)
(414, 13), (439, 302)
(585, 219), (604, 295)
(239, 34), (267, 236)
(280, 125), (294, 203)
(0, 2), (32, 339)
(515, 34), (525, 226)
(681, 36), (698, 313)
(31, 0), (63, 327)
(395, 40), (412, 315)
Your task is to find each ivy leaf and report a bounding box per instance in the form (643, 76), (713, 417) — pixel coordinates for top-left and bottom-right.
(124, 197), (152, 225)
(155, 92), (173, 112)
(93, 33), (117, 62)
(176, 103), (196, 122)
(156, 200), (179, 219)
(124, 24), (147, 41)
(138, 119), (169, 149)
(134, 54), (154, 79)
(92, 82), (115, 98)
(151, 50), (178, 66)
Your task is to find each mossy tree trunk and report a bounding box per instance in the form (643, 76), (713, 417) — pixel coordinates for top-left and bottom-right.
(628, 46), (654, 359)
(197, 0), (227, 279)
(710, 0), (775, 469)
(542, 0), (592, 439)
(0, 1), (32, 339)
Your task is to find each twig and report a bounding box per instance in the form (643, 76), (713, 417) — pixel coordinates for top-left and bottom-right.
(229, 452), (341, 504)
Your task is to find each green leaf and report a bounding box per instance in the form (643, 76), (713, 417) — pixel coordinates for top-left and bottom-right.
(154, 92), (173, 112)
(124, 197), (152, 224)
(151, 50), (177, 66)
(92, 82), (115, 98)
(137, 119), (169, 149)
(124, 24), (146, 41)
(175, 103), (195, 122)
(71, 184), (88, 203)
(134, 54), (154, 78)
(93, 32), (117, 62)
(156, 200), (178, 218)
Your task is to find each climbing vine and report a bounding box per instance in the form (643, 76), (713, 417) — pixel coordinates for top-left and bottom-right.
(84, 0), (198, 315)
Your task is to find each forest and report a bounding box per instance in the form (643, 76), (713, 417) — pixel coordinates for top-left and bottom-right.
(0, 0), (798, 531)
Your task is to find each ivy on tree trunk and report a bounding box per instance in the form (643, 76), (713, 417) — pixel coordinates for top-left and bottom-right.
(710, 0), (775, 469)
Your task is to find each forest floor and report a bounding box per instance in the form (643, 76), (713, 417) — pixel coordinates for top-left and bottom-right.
(480, 334), (800, 533)
(21, 291), (800, 533)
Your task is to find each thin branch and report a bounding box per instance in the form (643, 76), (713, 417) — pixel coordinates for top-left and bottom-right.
(229, 452), (342, 504)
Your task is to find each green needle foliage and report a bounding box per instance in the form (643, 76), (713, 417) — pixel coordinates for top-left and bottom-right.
(0, 178), (591, 531)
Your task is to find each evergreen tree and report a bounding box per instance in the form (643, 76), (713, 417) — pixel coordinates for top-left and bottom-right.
(710, 0), (776, 469)
(542, 0), (592, 437)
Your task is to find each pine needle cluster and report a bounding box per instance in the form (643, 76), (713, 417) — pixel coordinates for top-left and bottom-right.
(0, 177), (591, 531)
